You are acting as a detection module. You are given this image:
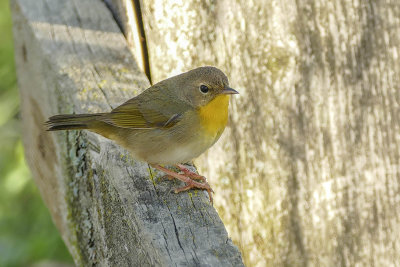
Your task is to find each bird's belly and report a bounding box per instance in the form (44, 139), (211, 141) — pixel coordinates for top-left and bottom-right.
(119, 109), (226, 165)
(142, 134), (216, 164)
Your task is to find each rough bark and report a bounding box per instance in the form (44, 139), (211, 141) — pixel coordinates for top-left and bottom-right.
(11, 0), (243, 266)
(107, 0), (400, 266)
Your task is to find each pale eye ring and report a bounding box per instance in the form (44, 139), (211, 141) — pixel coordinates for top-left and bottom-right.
(199, 84), (209, 94)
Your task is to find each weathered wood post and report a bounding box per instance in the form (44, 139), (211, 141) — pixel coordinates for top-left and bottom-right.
(109, 0), (400, 266)
(11, 0), (244, 265)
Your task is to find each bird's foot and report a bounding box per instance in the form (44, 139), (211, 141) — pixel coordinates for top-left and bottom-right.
(151, 164), (214, 204)
(173, 178), (214, 205)
(162, 174), (175, 180)
(175, 164), (208, 183)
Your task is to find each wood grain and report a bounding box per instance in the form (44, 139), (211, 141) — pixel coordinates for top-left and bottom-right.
(11, 0), (243, 265)
(110, 0), (400, 266)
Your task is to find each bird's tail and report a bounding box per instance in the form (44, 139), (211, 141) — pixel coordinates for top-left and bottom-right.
(45, 113), (105, 131)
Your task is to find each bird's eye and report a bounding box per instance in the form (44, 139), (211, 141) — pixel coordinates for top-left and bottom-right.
(199, 85), (209, 94)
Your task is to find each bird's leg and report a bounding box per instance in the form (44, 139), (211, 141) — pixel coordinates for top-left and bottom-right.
(151, 164), (213, 204)
(175, 164), (208, 183)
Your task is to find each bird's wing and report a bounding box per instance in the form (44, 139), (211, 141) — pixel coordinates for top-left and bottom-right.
(102, 88), (190, 129)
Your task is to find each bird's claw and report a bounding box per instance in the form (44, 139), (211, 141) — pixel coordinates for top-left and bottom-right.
(151, 164), (214, 204)
(176, 164), (208, 183)
(174, 178), (214, 205)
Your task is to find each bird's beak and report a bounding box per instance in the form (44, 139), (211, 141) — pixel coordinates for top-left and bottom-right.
(221, 87), (239, 95)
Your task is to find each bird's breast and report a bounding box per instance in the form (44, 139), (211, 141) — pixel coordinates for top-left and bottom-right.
(197, 95), (230, 138)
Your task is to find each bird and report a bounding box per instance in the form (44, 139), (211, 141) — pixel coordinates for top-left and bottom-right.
(46, 66), (238, 203)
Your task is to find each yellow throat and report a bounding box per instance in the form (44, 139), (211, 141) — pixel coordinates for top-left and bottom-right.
(198, 94), (230, 137)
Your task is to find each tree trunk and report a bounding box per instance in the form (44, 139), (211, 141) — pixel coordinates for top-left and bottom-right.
(10, 0), (244, 266)
(107, 0), (400, 266)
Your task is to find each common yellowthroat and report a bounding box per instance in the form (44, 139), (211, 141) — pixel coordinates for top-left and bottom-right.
(46, 66), (238, 203)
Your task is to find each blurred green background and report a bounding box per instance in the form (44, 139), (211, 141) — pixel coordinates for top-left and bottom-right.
(0, 0), (73, 266)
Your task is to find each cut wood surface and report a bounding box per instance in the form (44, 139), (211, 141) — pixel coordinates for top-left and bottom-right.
(11, 0), (244, 266)
(111, 0), (400, 266)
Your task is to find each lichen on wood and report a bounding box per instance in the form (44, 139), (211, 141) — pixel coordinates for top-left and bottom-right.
(11, 0), (243, 265)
